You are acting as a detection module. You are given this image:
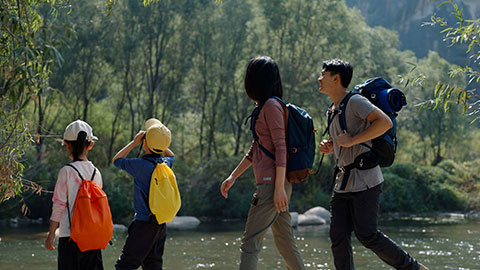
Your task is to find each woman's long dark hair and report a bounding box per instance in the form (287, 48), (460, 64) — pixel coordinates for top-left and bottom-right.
(244, 56), (283, 102)
(64, 131), (91, 161)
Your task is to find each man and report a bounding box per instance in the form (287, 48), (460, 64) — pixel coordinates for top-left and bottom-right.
(318, 59), (428, 270)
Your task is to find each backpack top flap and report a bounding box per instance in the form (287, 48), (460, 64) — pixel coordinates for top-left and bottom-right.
(149, 162), (181, 224)
(353, 77), (406, 113)
(67, 164), (113, 252)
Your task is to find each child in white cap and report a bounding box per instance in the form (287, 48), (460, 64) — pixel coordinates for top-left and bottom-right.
(45, 120), (104, 270)
(112, 118), (175, 270)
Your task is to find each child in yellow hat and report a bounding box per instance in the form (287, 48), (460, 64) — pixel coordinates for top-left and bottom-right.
(112, 118), (174, 269)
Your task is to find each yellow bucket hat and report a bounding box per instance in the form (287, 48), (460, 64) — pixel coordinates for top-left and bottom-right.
(145, 118), (171, 154)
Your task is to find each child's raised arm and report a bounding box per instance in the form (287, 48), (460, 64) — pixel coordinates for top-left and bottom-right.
(163, 148), (174, 157)
(112, 131), (145, 163)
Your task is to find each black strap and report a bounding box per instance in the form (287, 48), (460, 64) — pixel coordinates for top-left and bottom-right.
(66, 164), (96, 181)
(66, 164), (85, 180)
(314, 105), (340, 176)
(64, 164), (96, 230)
(330, 166), (340, 190)
(337, 92), (358, 134)
(248, 98), (279, 161)
(331, 163), (356, 191)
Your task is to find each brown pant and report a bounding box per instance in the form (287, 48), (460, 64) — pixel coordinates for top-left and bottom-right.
(239, 183), (305, 270)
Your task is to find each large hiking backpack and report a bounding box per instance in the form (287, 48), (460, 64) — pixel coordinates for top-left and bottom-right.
(338, 77), (407, 167)
(145, 158), (181, 224)
(250, 96), (316, 183)
(66, 164), (113, 252)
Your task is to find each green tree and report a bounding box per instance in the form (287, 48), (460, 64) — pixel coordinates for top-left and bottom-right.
(1, 0), (67, 202)
(426, 0), (480, 121)
(401, 51), (468, 165)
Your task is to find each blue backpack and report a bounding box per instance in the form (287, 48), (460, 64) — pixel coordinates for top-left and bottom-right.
(249, 96), (316, 183)
(338, 77), (407, 167)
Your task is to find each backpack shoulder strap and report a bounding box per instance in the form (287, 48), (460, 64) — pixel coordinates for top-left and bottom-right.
(249, 101), (266, 142)
(66, 164), (85, 181)
(64, 164), (83, 231)
(142, 156), (164, 166)
(339, 92), (373, 151)
(90, 168), (97, 180)
(322, 103), (336, 137)
(248, 101), (276, 160)
(338, 92), (358, 134)
(271, 96), (289, 130)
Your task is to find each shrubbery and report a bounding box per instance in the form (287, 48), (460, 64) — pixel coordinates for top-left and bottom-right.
(2, 156), (479, 224)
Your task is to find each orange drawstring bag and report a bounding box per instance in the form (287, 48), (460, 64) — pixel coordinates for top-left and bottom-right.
(67, 164), (113, 252)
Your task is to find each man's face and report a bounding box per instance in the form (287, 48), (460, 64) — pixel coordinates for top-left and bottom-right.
(317, 69), (336, 94)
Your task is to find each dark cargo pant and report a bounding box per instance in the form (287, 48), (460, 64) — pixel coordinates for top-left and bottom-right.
(330, 183), (420, 270)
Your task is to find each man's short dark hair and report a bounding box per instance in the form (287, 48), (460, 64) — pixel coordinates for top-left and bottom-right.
(322, 59), (353, 88)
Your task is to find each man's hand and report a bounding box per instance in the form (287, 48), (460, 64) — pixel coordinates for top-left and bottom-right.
(337, 133), (355, 148)
(319, 139), (334, 154)
(273, 186), (288, 213)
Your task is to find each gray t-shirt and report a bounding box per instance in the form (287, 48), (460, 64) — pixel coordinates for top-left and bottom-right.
(329, 94), (384, 193)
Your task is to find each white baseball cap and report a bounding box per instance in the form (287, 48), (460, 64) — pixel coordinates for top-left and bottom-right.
(63, 120), (98, 142)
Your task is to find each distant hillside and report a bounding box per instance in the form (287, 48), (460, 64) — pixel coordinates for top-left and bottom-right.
(345, 0), (479, 67)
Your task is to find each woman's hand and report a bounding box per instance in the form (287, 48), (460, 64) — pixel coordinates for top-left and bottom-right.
(273, 186), (288, 213)
(220, 176), (236, 199)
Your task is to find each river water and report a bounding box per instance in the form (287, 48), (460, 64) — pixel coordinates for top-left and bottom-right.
(0, 218), (479, 269)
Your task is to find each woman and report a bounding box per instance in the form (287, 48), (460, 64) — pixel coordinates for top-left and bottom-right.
(220, 56), (305, 270)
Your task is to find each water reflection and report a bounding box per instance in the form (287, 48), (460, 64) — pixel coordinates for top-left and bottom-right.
(0, 219), (479, 269)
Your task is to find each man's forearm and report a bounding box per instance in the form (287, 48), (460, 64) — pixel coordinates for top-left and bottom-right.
(351, 116), (392, 145)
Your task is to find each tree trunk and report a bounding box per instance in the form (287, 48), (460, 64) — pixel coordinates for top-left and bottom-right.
(108, 56), (129, 162)
(36, 91), (44, 160)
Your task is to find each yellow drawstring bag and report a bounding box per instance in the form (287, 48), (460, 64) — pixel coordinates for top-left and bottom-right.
(149, 162), (181, 224)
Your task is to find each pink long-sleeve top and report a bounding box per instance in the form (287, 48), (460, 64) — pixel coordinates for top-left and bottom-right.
(50, 160), (102, 237)
(246, 98), (287, 184)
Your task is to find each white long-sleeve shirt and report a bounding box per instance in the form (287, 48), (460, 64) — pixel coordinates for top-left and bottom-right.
(50, 160), (102, 237)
